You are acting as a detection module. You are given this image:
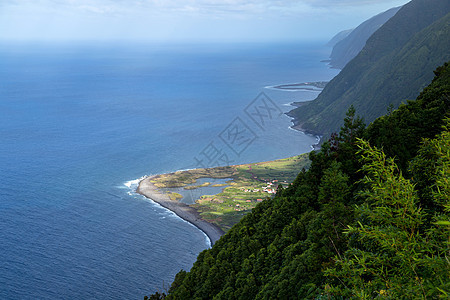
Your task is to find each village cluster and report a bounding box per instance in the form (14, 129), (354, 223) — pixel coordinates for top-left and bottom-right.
(240, 179), (281, 195)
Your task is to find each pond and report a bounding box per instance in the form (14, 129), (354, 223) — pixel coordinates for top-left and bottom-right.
(163, 178), (233, 204)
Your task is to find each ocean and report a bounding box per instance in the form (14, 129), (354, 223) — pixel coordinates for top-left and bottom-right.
(0, 41), (339, 298)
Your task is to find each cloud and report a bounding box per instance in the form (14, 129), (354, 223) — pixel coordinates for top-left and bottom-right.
(1, 0), (408, 16)
(76, 5), (116, 14)
(0, 0), (410, 41)
(301, 0), (406, 7)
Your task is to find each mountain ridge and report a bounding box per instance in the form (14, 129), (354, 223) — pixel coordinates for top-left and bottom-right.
(329, 5), (402, 69)
(289, 0), (450, 136)
(325, 29), (353, 48)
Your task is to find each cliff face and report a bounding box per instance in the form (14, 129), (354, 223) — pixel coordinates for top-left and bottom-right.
(329, 6), (402, 69)
(289, 0), (450, 136)
(326, 29), (353, 48)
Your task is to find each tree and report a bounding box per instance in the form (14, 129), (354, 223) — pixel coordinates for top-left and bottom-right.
(325, 134), (449, 299)
(334, 105), (366, 183)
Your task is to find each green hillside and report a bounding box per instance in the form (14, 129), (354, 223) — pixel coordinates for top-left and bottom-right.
(329, 6), (401, 69)
(146, 63), (450, 299)
(288, 0), (450, 137)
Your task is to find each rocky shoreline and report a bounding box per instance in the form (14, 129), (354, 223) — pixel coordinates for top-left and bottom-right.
(137, 175), (225, 245)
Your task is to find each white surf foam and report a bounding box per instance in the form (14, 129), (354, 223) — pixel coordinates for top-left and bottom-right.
(123, 176), (147, 190)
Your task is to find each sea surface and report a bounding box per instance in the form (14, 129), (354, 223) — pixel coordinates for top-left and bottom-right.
(0, 41), (339, 299)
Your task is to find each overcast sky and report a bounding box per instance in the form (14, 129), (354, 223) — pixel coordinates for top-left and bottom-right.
(0, 0), (410, 42)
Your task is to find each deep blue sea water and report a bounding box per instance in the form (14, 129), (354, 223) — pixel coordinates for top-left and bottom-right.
(0, 41), (339, 299)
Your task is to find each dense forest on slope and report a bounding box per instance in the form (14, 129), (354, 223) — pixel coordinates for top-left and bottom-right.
(328, 6), (401, 69)
(288, 0), (450, 137)
(146, 63), (449, 299)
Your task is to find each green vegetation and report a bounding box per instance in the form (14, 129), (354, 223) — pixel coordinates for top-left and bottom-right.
(167, 192), (183, 201)
(325, 135), (450, 299)
(146, 62), (450, 299)
(151, 167), (237, 188)
(329, 6), (401, 69)
(151, 154), (311, 231)
(365, 62), (450, 173)
(289, 0), (450, 136)
(184, 182), (211, 190)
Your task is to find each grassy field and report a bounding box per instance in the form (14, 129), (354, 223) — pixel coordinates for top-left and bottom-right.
(150, 153), (311, 231)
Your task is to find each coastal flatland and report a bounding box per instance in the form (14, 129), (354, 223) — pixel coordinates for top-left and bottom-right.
(137, 153), (310, 243)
